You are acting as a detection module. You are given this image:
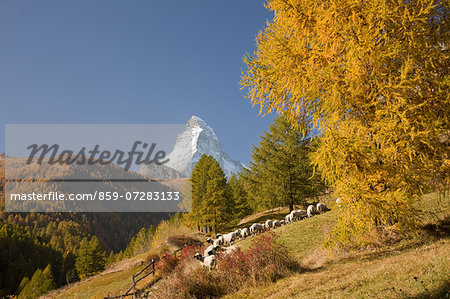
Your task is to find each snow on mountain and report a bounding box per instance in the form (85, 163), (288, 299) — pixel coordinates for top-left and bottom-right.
(139, 116), (244, 179)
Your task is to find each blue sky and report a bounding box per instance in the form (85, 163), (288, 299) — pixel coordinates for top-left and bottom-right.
(0, 0), (275, 164)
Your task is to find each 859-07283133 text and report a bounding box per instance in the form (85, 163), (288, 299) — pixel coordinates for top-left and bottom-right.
(9, 191), (181, 201)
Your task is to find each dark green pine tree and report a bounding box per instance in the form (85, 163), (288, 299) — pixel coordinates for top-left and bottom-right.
(88, 236), (106, 275)
(18, 265), (54, 299)
(75, 238), (90, 279)
(189, 154), (233, 233)
(228, 173), (252, 220)
(202, 159), (233, 234)
(75, 236), (106, 280)
(188, 154), (214, 231)
(244, 116), (326, 212)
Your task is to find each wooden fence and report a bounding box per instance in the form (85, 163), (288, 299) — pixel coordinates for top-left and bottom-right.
(105, 241), (202, 298)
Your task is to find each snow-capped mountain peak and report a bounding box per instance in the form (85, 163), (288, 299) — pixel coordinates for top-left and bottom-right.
(140, 116), (243, 178)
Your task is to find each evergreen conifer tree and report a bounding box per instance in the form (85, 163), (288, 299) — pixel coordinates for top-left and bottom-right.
(228, 173), (252, 220)
(18, 265), (54, 299)
(189, 154), (234, 233)
(75, 236), (105, 279)
(203, 159), (232, 233)
(245, 116), (326, 212)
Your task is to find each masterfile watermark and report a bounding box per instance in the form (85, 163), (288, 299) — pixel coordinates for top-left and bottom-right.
(4, 124), (192, 213)
(26, 141), (169, 171)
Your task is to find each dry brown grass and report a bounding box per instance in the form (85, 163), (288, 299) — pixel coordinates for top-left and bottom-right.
(227, 239), (449, 299)
(150, 218), (197, 250)
(167, 235), (201, 247)
(301, 248), (330, 270)
(238, 206), (291, 225)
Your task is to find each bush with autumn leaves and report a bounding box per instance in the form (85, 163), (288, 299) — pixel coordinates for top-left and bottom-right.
(153, 231), (300, 298)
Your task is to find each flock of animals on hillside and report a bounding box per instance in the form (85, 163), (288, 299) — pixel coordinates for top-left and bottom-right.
(193, 202), (332, 270)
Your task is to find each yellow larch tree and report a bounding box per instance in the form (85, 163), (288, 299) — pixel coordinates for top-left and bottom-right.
(241, 0), (449, 247)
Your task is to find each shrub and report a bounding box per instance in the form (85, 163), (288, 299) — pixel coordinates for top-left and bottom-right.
(154, 267), (225, 299)
(246, 231), (298, 281)
(145, 253), (160, 264)
(217, 231), (298, 291)
(154, 231), (299, 298)
(178, 245), (202, 262)
(153, 271), (187, 299)
(185, 268), (225, 298)
(156, 252), (179, 277)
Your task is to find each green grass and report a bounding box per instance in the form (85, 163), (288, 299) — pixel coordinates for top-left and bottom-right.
(52, 267), (139, 299)
(225, 191), (450, 298)
(236, 209), (338, 261)
(47, 252), (157, 299)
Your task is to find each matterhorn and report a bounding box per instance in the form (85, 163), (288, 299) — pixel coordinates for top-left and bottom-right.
(139, 116), (244, 179)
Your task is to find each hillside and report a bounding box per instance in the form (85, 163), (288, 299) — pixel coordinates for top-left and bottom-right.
(0, 155), (175, 251)
(47, 191), (449, 298)
(44, 252), (154, 299)
(0, 155), (173, 296)
(227, 192), (449, 298)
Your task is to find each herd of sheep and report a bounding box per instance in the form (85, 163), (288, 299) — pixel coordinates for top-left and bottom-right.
(193, 202), (330, 270)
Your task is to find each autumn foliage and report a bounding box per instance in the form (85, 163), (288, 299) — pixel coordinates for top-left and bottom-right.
(153, 231), (298, 298)
(217, 231), (299, 291)
(241, 0), (449, 247)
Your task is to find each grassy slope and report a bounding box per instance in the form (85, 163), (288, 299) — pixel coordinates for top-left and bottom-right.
(229, 239), (449, 298)
(226, 192), (450, 298)
(237, 208), (338, 261)
(48, 191), (449, 298)
(45, 252), (156, 299)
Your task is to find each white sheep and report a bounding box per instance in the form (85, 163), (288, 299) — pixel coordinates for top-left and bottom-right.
(280, 220), (285, 225)
(250, 223), (264, 235)
(256, 223), (264, 233)
(193, 253), (216, 271)
(292, 209), (307, 221)
(307, 205), (318, 217)
(285, 214), (291, 224)
(287, 210), (295, 222)
(223, 232), (237, 245)
(204, 244), (220, 256)
(316, 203), (328, 213)
(213, 236), (224, 247)
(221, 245), (237, 255)
(204, 244), (214, 256)
(233, 229), (241, 240)
(240, 228), (249, 239)
(265, 219), (273, 230)
(272, 220), (282, 228)
(285, 210), (299, 223)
